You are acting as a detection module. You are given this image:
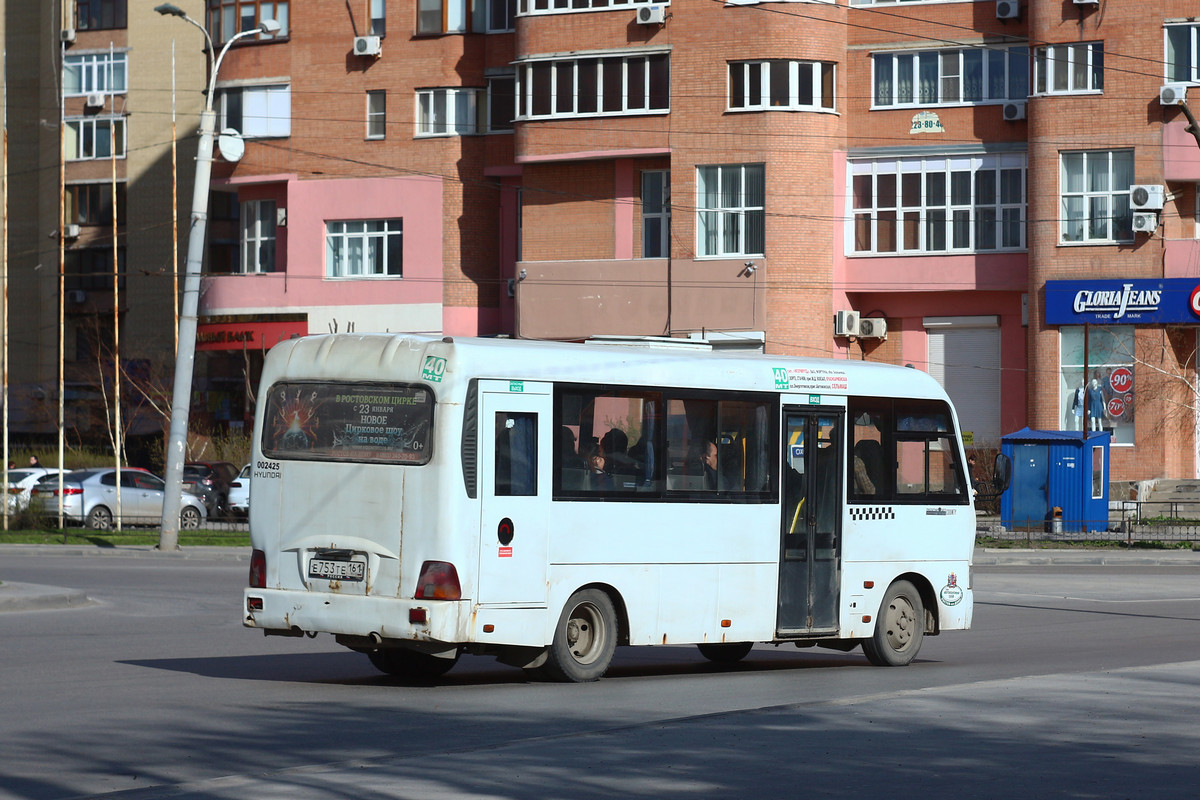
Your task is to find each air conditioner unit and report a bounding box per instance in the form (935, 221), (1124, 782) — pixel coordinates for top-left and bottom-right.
(858, 318), (888, 339)
(1072, 0), (1098, 5)
(1132, 212), (1159, 234)
(64, 223), (81, 239)
(637, 5), (666, 24)
(1130, 184), (1165, 211)
(84, 92), (105, 109)
(1160, 82), (1189, 106)
(1002, 100), (1026, 121)
(995, 0), (1019, 19)
(353, 35), (382, 56)
(834, 310), (860, 337)
(67, 290), (86, 304)
(60, 28), (76, 43)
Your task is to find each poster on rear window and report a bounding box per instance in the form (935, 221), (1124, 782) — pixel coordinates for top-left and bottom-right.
(262, 382), (433, 464)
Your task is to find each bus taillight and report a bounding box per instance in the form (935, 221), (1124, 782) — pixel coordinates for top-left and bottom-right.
(249, 549), (267, 588)
(415, 561), (461, 600)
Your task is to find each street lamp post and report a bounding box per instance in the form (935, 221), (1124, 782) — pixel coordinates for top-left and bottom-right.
(155, 4), (279, 549)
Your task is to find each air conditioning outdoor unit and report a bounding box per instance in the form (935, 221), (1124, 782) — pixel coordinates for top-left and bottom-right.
(995, 0), (1019, 19)
(60, 28), (76, 43)
(858, 318), (888, 339)
(1132, 212), (1159, 234)
(84, 92), (105, 109)
(637, 5), (666, 24)
(834, 310), (860, 337)
(353, 35), (382, 56)
(67, 290), (86, 304)
(64, 224), (81, 239)
(1161, 82), (1189, 106)
(1072, 0), (1098, 5)
(1002, 100), (1026, 121)
(1130, 184), (1165, 211)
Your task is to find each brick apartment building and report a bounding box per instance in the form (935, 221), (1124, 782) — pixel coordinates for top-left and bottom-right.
(3, 0), (1200, 481)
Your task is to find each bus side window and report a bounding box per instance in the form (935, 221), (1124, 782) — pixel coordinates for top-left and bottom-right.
(495, 412), (537, 497)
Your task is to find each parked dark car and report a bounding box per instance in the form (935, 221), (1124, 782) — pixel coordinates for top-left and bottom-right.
(182, 461), (239, 519)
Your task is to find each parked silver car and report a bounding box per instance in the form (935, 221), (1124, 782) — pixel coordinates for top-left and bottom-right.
(29, 468), (207, 530)
(6, 467), (65, 512)
(227, 464), (251, 517)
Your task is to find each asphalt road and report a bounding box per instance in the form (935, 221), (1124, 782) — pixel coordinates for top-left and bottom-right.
(1, 551), (1199, 799)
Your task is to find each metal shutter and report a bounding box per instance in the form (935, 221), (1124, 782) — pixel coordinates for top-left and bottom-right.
(927, 323), (1001, 447)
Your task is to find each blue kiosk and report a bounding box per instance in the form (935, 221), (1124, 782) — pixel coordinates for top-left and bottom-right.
(1000, 428), (1110, 532)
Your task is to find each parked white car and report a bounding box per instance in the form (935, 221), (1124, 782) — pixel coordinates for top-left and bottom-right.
(29, 468), (207, 530)
(6, 467), (65, 512)
(227, 464), (251, 517)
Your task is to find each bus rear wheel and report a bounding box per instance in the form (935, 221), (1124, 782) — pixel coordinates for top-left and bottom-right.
(697, 642), (754, 664)
(542, 589), (617, 682)
(367, 647), (460, 680)
(862, 580), (924, 667)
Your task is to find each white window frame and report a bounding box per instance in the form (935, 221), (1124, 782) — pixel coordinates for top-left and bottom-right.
(326, 219), (404, 278)
(241, 199), (277, 274)
(848, 153), (1026, 255)
(517, 53), (670, 120)
(1059, 150), (1134, 244)
(218, 84), (291, 138)
(642, 170), (671, 258)
(1034, 42), (1103, 95)
(872, 46), (1029, 108)
(696, 164), (765, 258)
(417, 88), (484, 136)
(518, 0), (662, 14)
(1166, 23), (1200, 82)
(728, 60), (835, 113)
(367, 90), (386, 139)
(64, 116), (126, 160)
(63, 52), (128, 96)
(207, 0), (290, 44)
(369, 0), (386, 35)
(417, 0), (468, 34)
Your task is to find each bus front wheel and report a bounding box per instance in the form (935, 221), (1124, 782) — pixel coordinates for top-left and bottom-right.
(542, 589), (617, 682)
(697, 642), (754, 664)
(367, 647), (460, 680)
(862, 580), (924, 667)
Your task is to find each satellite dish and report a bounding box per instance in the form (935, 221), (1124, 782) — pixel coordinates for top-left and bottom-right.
(216, 128), (244, 162)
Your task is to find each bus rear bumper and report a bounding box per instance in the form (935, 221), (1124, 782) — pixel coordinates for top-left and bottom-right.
(243, 588), (470, 644)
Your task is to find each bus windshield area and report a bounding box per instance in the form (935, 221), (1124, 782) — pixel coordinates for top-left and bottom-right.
(848, 397), (967, 504)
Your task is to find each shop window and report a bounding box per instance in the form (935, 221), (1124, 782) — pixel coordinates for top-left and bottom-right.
(1060, 150), (1133, 243)
(1059, 325), (1134, 445)
(697, 164), (764, 257)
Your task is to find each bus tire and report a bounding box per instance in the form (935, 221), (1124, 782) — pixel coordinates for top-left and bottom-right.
(367, 647), (460, 680)
(862, 580), (924, 667)
(542, 589), (617, 682)
(697, 642), (754, 664)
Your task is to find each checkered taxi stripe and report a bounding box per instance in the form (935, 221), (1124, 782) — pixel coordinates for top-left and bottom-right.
(849, 506), (895, 521)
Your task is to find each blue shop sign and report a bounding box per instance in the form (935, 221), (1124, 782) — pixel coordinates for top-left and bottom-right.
(1045, 279), (1200, 325)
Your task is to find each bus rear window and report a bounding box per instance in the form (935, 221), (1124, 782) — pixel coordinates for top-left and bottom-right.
(262, 382), (433, 464)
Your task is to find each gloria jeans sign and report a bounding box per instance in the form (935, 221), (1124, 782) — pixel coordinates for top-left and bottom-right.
(1045, 279), (1200, 325)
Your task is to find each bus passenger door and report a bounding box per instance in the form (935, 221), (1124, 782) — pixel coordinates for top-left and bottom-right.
(478, 385), (550, 606)
(777, 408), (843, 635)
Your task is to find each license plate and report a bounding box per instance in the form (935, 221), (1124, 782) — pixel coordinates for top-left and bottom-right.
(308, 558), (366, 582)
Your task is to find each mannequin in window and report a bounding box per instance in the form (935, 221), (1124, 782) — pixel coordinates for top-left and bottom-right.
(1087, 377), (1106, 431)
(1070, 382), (1086, 431)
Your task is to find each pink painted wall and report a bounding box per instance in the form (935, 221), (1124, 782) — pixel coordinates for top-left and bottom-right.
(202, 175), (444, 311)
(1164, 118), (1200, 182)
(1164, 239), (1200, 278)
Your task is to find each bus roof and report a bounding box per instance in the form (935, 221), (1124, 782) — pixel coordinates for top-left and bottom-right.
(265, 334), (950, 401)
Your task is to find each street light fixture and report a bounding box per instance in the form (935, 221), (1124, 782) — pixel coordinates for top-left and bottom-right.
(155, 4), (280, 549)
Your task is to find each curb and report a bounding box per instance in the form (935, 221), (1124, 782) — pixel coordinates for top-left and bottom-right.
(0, 581), (92, 612)
(0, 544), (251, 561)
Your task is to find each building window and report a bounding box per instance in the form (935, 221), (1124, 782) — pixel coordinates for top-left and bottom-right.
(242, 200), (276, 273)
(417, 88), (484, 136)
(64, 117), (126, 160)
(207, 0), (289, 44)
(729, 60), (835, 112)
(370, 0), (386, 35)
(487, 0), (516, 32)
(326, 220), (403, 278)
(1060, 325), (1134, 445)
(518, 0), (661, 13)
(697, 164), (764, 258)
(1034, 43), (1103, 95)
(63, 53), (128, 96)
(417, 0), (468, 34)
(76, 0), (127, 30)
(518, 53), (669, 120)
(1167, 23), (1200, 82)
(642, 171), (670, 258)
(487, 75), (516, 132)
(850, 154), (1025, 254)
(218, 84), (291, 138)
(367, 91), (386, 139)
(65, 183), (126, 226)
(1060, 150), (1134, 243)
(65, 248), (126, 292)
(873, 46), (1028, 108)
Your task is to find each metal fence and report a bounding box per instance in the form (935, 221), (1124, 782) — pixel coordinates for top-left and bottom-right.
(984, 500), (1200, 544)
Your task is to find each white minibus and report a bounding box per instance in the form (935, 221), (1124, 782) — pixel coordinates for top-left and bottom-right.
(244, 334), (977, 681)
